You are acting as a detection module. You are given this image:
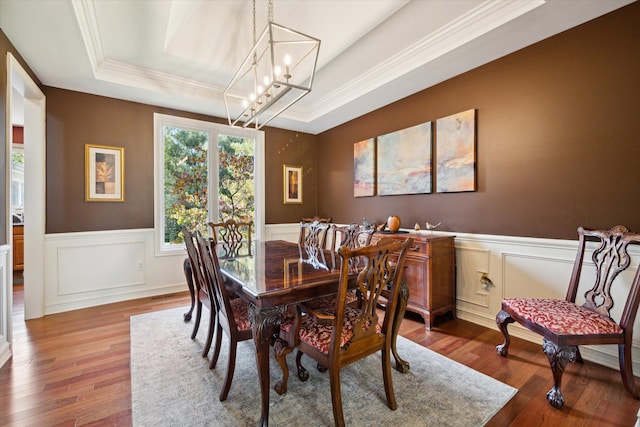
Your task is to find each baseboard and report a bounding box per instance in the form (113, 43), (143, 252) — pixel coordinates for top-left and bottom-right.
(0, 339), (11, 368)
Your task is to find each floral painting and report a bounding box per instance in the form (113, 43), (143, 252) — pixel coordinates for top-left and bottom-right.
(353, 138), (376, 197)
(377, 122), (432, 196)
(436, 109), (476, 193)
(85, 144), (124, 201)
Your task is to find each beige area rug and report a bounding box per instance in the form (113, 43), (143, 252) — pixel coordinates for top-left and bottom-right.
(131, 307), (517, 426)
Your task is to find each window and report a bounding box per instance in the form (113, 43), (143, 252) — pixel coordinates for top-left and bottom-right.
(154, 114), (264, 254)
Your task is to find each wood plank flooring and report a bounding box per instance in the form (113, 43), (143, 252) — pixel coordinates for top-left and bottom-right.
(1, 284), (639, 426)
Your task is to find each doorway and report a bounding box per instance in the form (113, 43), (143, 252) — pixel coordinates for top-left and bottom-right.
(3, 53), (46, 351)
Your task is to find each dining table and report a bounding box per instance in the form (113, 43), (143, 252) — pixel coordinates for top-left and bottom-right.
(189, 239), (410, 426)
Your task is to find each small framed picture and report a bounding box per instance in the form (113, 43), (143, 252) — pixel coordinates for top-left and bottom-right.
(283, 165), (302, 204)
(85, 144), (124, 202)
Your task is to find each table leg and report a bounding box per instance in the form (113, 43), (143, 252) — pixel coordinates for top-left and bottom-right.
(183, 257), (195, 321)
(391, 278), (410, 373)
(248, 303), (283, 427)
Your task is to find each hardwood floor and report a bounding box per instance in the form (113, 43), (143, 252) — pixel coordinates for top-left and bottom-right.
(1, 284), (639, 426)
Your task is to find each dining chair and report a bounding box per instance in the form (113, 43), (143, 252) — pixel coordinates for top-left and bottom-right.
(274, 222), (378, 394)
(182, 227), (216, 358)
(195, 231), (253, 401)
(496, 225), (640, 408)
(208, 219), (253, 257)
(292, 237), (413, 426)
(298, 219), (331, 249)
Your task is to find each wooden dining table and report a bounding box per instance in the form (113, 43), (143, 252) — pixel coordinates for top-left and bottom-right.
(190, 239), (410, 427)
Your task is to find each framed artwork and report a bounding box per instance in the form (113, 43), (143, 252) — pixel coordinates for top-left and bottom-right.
(353, 138), (376, 197)
(283, 165), (302, 204)
(436, 109), (476, 193)
(85, 144), (124, 202)
(377, 121), (432, 196)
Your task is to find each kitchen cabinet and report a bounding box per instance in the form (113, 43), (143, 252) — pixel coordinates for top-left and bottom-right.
(13, 225), (24, 271)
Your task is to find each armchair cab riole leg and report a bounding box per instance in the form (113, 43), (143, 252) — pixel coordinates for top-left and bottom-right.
(495, 309), (514, 356)
(542, 339), (578, 409)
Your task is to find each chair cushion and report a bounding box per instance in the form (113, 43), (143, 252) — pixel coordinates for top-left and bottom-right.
(230, 297), (252, 331)
(304, 289), (358, 310)
(298, 306), (382, 354)
(279, 291), (358, 334)
(503, 298), (623, 336)
(280, 306), (297, 333)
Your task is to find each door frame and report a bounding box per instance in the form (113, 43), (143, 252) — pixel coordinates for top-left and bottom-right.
(4, 52), (46, 337)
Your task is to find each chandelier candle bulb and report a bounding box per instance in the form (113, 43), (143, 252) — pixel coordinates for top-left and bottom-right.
(223, 0), (320, 129)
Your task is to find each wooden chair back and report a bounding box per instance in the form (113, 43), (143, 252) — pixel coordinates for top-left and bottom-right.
(181, 226), (216, 355)
(330, 222), (375, 251)
(298, 219), (331, 249)
(196, 231), (238, 331)
(182, 227), (207, 295)
(208, 219), (253, 257)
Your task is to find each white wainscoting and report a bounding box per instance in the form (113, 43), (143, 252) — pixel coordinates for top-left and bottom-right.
(38, 224), (640, 376)
(264, 223), (300, 243)
(0, 244), (11, 368)
(44, 229), (186, 314)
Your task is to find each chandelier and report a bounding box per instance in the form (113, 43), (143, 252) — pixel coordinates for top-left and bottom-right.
(224, 0), (320, 129)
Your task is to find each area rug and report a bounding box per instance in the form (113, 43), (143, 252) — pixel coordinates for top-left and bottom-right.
(131, 307), (517, 426)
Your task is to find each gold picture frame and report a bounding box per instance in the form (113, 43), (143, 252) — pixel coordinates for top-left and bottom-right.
(85, 144), (124, 202)
(283, 165), (302, 204)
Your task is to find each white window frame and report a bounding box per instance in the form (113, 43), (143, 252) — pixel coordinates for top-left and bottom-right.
(153, 113), (265, 255)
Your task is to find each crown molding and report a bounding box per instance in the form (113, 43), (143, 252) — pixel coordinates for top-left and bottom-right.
(299, 0), (545, 122)
(72, 0), (544, 124)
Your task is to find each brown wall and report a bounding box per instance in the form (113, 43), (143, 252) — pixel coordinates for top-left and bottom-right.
(316, 3), (640, 240)
(45, 88), (318, 233)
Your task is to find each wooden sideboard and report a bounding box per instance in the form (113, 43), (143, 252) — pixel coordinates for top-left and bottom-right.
(373, 232), (456, 329)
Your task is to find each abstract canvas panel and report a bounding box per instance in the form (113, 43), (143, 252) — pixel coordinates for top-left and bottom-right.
(377, 122), (432, 196)
(436, 109), (476, 193)
(353, 138), (376, 197)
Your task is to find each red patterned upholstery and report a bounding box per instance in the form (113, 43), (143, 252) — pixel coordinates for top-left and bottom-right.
(297, 306), (382, 354)
(304, 290), (358, 310)
(230, 297), (251, 331)
(503, 298), (622, 335)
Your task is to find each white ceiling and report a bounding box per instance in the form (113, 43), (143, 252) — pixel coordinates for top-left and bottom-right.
(0, 0), (634, 134)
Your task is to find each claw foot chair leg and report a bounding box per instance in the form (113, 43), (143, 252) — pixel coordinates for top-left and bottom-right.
(542, 338), (577, 408)
(495, 309), (514, 356)
(274, 338), (293, 395)
(295, 350), (309, 381)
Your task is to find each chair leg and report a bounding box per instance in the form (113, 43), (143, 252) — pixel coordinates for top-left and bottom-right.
(219, 337), (237, 401)
(273, 337), (293, 395)
(201, 309), (215, 357)
(191, 300), (202, 339)
(183, 258), (195, 321)
(209, 322), (223, 369)
(329, 365), (345, 427)
(542, 338), (578, 408)
(495, 309), (514, 356)
(619, 343), (640, 398)
(382, 347), (398, 411)
(295, 350), (309, 382)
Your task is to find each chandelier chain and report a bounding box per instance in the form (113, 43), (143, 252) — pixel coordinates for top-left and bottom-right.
(268, 0), (274, 23)
(252, 0), (257, 45)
